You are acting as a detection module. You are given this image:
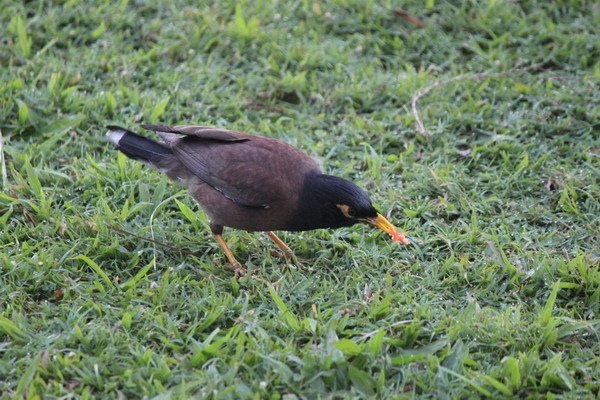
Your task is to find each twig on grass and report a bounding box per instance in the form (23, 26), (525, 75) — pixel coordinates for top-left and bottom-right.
(410, 63), (544, 138)
(149, 192), (188, 270)
(108, 224), (195, 256)
(358, 319), (414, 341)
(392, 9), (425, 28)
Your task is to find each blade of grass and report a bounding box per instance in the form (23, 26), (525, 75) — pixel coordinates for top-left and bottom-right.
(71, 255), (115, 290)
(439, 366), (492, 397)
(268, 285), (300, 331)
(0, 316), (29, 342)
(121, 260), (154, 290)
(0, 129), (7, 190)
(15, 353), (40, 398)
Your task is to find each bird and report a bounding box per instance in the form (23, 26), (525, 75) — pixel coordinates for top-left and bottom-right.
(107, 124), (409, 276)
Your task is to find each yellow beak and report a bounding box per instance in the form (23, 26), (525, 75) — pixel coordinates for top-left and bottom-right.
(363, 213), (410, 245)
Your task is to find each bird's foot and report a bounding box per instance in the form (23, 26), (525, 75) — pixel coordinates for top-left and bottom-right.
(269, 249), (312, 273)
(282, 248), (295, 261)
(213, 233), (246, 278)
(233, 264), (246, 278)
(269, 248), (295, 262)
(266, 231), (300, 264)
(293, 257), (313, 273)
(225, 258), (246, 278)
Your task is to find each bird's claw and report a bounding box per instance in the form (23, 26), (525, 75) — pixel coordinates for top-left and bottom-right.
(232, 264), (246, 278)
(270, 248), (295, 262)
(294, 258), (313, 273)
(282, 249), (295, 261)
(283, 253), (312, 273)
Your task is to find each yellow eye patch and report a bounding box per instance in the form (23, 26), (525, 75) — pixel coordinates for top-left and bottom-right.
(336, 204), (353, 218)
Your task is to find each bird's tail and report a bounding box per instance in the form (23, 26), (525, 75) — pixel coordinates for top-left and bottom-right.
(106, 125), (173, 162)
(106, 125), (191, 183)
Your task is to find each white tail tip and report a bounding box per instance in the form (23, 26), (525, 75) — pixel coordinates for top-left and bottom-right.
(106, 128), (126, 146)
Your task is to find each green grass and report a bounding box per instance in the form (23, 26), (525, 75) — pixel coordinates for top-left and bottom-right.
(1, 0), (599, 398)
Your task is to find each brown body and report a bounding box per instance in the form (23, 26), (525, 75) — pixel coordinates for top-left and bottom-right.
(158, 126), (321, 232)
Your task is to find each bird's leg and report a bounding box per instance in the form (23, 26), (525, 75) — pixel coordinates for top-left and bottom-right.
(211, 223), (245, 277)
(266, 231), (311, 272)
(213, 234), (245, 277)
(266, 231), (295, 260)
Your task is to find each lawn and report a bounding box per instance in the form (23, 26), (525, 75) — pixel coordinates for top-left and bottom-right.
(1, 0), (599, 398)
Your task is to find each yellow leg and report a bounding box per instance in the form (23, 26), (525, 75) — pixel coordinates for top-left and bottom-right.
(267, 231), (295, 260)
(213, 234), (245, 277)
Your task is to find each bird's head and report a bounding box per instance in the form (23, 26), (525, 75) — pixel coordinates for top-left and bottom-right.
(304, 173), (409, 244)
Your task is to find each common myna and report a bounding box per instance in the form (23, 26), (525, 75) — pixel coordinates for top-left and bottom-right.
(107, 124), (408, 275)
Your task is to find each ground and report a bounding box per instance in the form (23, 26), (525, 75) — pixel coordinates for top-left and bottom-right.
(0, 0), (599, 398)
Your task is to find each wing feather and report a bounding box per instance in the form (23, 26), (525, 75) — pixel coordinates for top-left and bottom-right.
(142, 124), (320, 208)
(141, 124), (249, 142)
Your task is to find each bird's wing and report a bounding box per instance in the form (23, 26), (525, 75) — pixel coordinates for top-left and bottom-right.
(143, 125), (319, 208)
(141, 124), (249, 142)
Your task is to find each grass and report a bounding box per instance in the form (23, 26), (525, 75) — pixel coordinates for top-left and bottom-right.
(0, 0), (598, 398)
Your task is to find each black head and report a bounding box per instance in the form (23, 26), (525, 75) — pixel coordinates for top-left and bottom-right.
(289, 173), (378, 230)
(289, 173), (410, 244)
(313, 174), (378, 219)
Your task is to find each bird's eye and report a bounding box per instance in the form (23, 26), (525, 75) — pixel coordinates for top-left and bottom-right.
(336, 204), (355, 218)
